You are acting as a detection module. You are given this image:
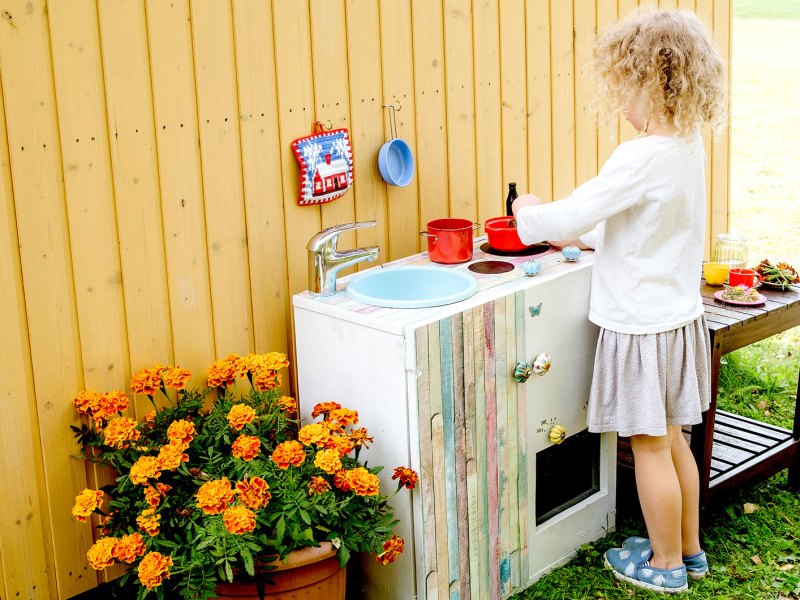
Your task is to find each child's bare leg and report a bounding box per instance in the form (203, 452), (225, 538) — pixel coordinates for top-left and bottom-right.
(630, 433), (683, 570)
(668, 426), (702, 556)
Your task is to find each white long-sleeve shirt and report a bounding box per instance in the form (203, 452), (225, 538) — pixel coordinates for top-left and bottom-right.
(516, 131), (706, 334)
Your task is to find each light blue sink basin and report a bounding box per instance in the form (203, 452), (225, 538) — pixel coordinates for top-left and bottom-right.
(346, 266), (479, 308)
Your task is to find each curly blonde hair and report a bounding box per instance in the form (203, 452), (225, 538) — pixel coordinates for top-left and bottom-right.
(593, 9), (727, 136)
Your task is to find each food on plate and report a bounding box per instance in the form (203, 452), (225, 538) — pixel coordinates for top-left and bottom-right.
(754, 259), (799, 288)
(721, 284), (761, 303)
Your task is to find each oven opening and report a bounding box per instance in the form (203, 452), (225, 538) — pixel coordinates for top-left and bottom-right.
(535, 429), (601, 525)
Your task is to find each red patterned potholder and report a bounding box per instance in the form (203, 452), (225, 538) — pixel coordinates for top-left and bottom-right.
(291, 122), (354, 206)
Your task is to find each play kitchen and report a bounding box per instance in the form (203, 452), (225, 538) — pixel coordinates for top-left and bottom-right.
(294, 218), (615, 599)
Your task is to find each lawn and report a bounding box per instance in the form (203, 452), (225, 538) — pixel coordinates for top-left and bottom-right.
(510, 2), (800, 598)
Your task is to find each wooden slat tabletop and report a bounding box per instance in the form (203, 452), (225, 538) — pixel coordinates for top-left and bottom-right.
(700, 279), (800, 334)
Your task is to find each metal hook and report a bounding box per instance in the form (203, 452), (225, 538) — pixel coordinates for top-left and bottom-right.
(324, 119), (333, 130)
(382, 102), (401, 140)
(382, 100), (402, 112)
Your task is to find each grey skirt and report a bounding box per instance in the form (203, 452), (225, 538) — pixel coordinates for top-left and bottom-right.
(587, 315), (711, 438)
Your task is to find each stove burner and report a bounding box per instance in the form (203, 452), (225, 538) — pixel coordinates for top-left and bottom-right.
(468, 260), (515, 275)
(480, 241), (550, 257)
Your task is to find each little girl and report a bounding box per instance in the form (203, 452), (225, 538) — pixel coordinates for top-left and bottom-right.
(513, 9), (726, 595)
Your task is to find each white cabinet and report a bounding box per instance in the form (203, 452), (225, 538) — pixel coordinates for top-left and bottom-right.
(293, 250), (616, 600)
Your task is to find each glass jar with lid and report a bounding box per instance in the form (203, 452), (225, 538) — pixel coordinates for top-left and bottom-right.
(712, 233), (748, 268)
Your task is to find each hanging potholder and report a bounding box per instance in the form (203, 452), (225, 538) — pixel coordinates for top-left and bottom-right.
(291, 122), (354, 206)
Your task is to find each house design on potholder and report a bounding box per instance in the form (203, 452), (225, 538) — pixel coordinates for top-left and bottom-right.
(292, 127), (354, 205)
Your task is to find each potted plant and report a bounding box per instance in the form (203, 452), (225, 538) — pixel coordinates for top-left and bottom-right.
(70, 353), (416, 599)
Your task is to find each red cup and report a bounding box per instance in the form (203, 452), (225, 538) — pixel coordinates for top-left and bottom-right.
(728, 268), (762, 288)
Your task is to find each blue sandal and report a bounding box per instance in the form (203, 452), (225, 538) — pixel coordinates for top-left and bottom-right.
(604, 547), (688, 594)
(623, 536), (709, 580)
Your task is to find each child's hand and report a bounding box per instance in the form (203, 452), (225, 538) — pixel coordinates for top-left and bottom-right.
(511, 194), (543, 216)
(546, 238), (592, 250)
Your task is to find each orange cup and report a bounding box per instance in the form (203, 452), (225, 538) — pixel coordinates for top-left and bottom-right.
(728, 268), (761, 288)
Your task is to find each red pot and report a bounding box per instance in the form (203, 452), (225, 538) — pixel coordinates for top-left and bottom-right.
(420, 218), (481, 264)
(485, 216), (528, 252)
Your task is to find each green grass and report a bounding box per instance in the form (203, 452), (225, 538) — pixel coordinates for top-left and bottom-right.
(734, 0), (800, 20)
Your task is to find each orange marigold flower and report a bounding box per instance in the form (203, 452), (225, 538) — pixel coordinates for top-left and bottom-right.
(333, 470), (351, 492)
(130, 367), (163, 396)
(327, 407), (359, 430)
(157, 443), (188, 471)
(144, 410), (157, 425)
(262, 352), (289, 371)
(207, 358), (237, 388)
(144, 485), (161, 508)
(349, 427), (374, 449)
(112, 532), (146, 564)
(222, 505), (256, 535)
(235, 477), (271, 510)
(347, 467), (380, 496)
(231, 434), (261, 461)
(392, 466), (419, 490)
(298, 422), (330, 447)
(157, 483), (172, 495)
(311, 401), (341, 419)
(137, 508), (161, 536)
(138, 551), (173, 590)
(271, 440), (305, 469)
(98, 390), (130, 418)
(253, 369), (279, 392)
(308, 476), (331, 495)
(227, 403), (256, 431)
(324, 434), (354, 458)
(103, 417), (141, 449)
(72, 390), (103, 416)
(130, 456), (161, 485)
(376, 535), (404, 565)
(163, 367), (192, 390)
(72, 488), (103, 522)
(87, 537), (117, 570)
(166, 419), (195, 448)
(278, 396), (297, 412)
(313, 449), (342, 475)
(195, 478), (235, 515)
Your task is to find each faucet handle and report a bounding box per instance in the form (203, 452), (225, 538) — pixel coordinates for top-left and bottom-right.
(307, 221), (377, 251)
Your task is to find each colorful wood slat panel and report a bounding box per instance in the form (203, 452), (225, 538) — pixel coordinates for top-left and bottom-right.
(416, 296), (528, 599)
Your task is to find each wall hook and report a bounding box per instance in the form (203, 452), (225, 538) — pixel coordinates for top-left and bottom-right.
(382, 100), (402, 112)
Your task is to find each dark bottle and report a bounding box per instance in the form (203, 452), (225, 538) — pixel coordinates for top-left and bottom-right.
(506, 182), (518, 217)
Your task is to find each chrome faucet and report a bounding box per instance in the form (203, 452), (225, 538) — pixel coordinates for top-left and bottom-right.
(307, 222), (380, 296)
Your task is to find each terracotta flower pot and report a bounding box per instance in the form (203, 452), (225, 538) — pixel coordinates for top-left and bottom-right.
(215, 542), (346, 600)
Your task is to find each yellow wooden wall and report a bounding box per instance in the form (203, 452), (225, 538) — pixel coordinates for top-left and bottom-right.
(0, 0), (730, 598)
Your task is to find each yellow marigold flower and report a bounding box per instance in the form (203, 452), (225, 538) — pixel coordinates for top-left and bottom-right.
(349, 427), (374, 449)
(231, 434), (261, 461)
(130, 456), (161, 485)
(138, 551), (173, 590)
(72, 489), (103, 522)
(313, 449), (342, 475)
(271, 440), (306, 469)
(137, 508), (161, 536)
(87, 537), (117, 570)
(112, 532), (146, 564)
(227, 403), (256, 431)
(253, 369), (280, 392)
(72, 390), (103, 416)
(308, 476), (331, 495)
(207, 358), (236, 388)
(157, 443), (188, 471)
(262, 352), (289, 371)
(327, 407), (359, 430)
(166, 419), (195, 448)
(103, 417), (141, 449)
(163, 367), (192, 390)
(130, 367), (163, 396)
(392, 466), (419, 490)
(235, 476), (271, 510)
(144, 485), (161, 508)
(376, 535), (404, 565)
(347, 467), (380, 496)
(324, 434), (354, 458)
(278, 396), (297, 413)
(298, 423), (330, 447)
(195, 478), (235, 515)
(333, 470), (351, 492)
(98, 390), (130, 419)
(222, 505), (256, 535)
(311, 401), (341, 419)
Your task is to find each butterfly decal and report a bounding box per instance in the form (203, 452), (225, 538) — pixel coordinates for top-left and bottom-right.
(529, 302), (543, 317)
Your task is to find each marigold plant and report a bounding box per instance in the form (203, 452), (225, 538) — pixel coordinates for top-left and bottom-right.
(70, 352), (415, 600)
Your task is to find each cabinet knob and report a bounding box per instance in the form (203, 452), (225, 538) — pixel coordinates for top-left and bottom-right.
(532, 352), (551, 375)
(549, 424), (566, 444)
(513, 361), (532, 383)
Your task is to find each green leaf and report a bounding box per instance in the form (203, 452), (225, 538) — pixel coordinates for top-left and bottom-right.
(224, 560), (233, 582)
(241, 547), (255, 577)
(299, 509), (311, 525)
(276, 515), (285, 543)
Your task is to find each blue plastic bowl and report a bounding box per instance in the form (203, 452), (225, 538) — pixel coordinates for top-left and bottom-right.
(377, 138), (415, 187)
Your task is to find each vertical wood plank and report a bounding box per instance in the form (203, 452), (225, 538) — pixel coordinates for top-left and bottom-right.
(411, 0), (450, 224)
(379, 0), (421, 260)
(597, 0), (620, 166)
(617, 0), (640, 142)
(499, 0), (528, 190)
(550, 0), (576, 200)
(526, 0), (553, 200)
(146, 0), (216, 376)
(575, 0), (599, 185)
(472, 0), (503, 225)
(451, 313), (471, 600)
(473, 306), (491, 600)
(493, 297), (510, 593)
(232, 0), (290, 356)
(710, 0), (731, 248)
(515, 291), (529, 584)
(0, 2), (93, 595)
(695, 0), (715, 259)
(505, 294), (520, 589)
(443, 0), (477, 221)
(97, 0), (173, 417)
(462, 308), (481, 600)
(483, 302), (500, 599)
(0, 72), (54, 600)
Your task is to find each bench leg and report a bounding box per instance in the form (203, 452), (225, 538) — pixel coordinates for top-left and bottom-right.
(789, 368), (800, 491)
